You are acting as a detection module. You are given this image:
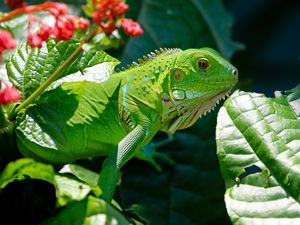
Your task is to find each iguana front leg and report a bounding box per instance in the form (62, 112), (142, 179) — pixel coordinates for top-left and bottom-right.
(97, 123), (149, 202)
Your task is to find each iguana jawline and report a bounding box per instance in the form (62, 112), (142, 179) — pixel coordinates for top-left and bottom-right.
(166, 89), (231, 133)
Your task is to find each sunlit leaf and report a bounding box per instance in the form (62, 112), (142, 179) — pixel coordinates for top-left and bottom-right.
(216, 84), (300, 224)
(0, 158), (55, 189)
(41, 196), (130, 225)
(6, 39), (119, 99)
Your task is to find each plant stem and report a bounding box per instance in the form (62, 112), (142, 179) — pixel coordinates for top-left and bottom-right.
(0, 107), (9, 131)
(8, 27), (99, 121)
(0, 2), (59, 22)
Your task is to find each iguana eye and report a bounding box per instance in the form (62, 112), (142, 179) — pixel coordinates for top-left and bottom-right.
(197, 58), (209, 71)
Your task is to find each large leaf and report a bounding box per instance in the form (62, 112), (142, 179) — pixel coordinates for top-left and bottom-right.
(0, 158), (55, 189)
(216, 84), (300, 224)
(121, 0), (243, 64)
(59, 164), (100, 187)
(6, 39), (119, 99)
(0, 159), (129, 224)
(41, 196), (130, 225)
(0, 158), (100, 206)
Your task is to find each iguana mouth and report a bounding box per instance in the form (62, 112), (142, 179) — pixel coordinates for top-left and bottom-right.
(171, 89), (207, 100)
(171, 88), (230, 102)
(197, 89), (231, 116)
(181, 89), (231, 128)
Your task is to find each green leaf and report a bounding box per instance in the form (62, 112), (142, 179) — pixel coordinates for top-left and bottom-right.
(0, 158), (55, 189)
(216, 84), (300, 224)
(82, 0), (97, 17)
(90, 33), (122, 50)
(51, 44), (120, 88)
(6, 39), (119, 99)
(6, 39), (77, 99)
(58, 164), (102, 202)
(41, 196), (130, 225)
(0, 158), (99, 207)
(189, 0), (242, 57)
(121, 0), (243, 64)
(41, 198), (88, 225)
(59, 164), (100, 187)
(55, 174), (98, 207)
(84, 196), (130, 225)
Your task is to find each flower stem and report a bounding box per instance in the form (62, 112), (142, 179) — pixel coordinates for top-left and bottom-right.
(8, 27), (99, 121)
(0, 2), (59, 22)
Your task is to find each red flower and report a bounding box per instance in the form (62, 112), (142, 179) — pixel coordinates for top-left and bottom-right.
(27, 33), (43, 48)
(27, 13), (89, 46)
(0, 29), (16, 55)
(27, 17), (54, 48)
(0, 81), (21, 105)
(73, 17), (90, 30)
(91, 1), (143, 37)
(92, 11), (101, 24)
(54, 16), (77, 40)
(46, 2), (68, 17)
(52, 2), (68, 15)
(38, 23), (54, 40)
(120, 18), (143, 37)
(112, 2), (128, 17)
(92, 0), (128, 23)
(101, 22), (118, 35)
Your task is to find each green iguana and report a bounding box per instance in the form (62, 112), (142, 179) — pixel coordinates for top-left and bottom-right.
(15, 47), (238, 201)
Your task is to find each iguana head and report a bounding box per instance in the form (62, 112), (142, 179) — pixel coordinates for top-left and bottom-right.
(162, 47), (238, 133)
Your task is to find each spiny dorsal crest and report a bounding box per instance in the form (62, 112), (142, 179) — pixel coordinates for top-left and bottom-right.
(127, 48), (182, 69)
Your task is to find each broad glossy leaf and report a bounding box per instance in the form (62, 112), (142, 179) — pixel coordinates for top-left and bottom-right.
(6, 39), (119, 99)
(216, 84), (300, 224)
(0, 159), (125, 224)
(121, 0), (243, 64)
(0, 159), (99, 206)
(0, 158), (55, 189)
(55, 174), (100, 207)
(41, 196), (130, 225)
(59, 164), (100, 187)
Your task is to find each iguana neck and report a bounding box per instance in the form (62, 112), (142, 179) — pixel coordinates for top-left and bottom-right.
(116, 53), (178, 130)
(160, 89), (231, 134)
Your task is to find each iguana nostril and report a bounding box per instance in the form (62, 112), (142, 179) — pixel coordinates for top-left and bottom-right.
(232, 69), (238, 77)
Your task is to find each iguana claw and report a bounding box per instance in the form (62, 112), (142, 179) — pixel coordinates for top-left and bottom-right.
(137, 136), (175, 172)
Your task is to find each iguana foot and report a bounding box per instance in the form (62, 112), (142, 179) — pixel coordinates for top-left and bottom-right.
(137, 136), (175, 172)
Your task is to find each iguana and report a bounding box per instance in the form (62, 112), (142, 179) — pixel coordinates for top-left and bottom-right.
(15, 47), (238, 201)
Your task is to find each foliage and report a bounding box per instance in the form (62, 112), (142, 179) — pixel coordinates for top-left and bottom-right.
(216, 84), (300, 224)
(0, 0), (299, 225)
(120, 0), (243, 65)
(0, 159), (128, 224)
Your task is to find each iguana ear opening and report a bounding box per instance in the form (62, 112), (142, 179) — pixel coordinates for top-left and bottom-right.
(174, 68), (183, 81)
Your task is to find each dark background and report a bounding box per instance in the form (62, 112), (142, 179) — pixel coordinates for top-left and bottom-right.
(224, 0), (300, 96)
